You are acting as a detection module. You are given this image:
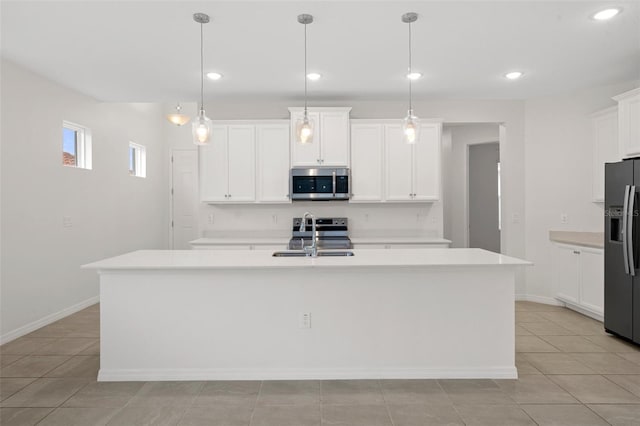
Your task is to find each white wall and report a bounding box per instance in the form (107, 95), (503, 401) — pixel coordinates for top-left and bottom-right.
(524, 80), (639, 303)
(442, 124), (500, 248)
(0, 60), (169, 342)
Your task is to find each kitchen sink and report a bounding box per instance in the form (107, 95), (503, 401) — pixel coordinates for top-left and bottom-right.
(272, 251), (355, 257)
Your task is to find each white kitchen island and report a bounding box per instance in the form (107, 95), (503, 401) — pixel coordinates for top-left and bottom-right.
(83, 248), (530, 381)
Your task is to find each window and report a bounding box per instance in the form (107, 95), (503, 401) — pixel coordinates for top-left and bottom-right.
(129, 142), (146, 178)
(62, 121), (92, 169)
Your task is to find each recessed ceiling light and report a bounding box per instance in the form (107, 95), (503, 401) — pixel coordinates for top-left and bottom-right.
(505, 71), (524, 80)
(307, 73), (322, 81)
(406, 72), (423, 80)
(592, 8), (621, 20)
(206, 72), (223, 80)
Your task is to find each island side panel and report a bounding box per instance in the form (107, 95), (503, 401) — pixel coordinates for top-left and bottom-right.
(98, 266), (516, 381)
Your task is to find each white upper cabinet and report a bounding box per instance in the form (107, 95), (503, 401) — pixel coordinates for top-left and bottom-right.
(591, 107), (619, 202)
(350, 123), (384, 202)
(385, 122), (442, 202)
(226, 126), (256, 202)
(350, 120), (441, 203)
(385, 125), (415, 201)
(614, 88), (640, 159)
(256, 122), (291, 203)
(289, 107), (351, 166)
(200, 124), (256, 203)
(199, 125), (230, 203)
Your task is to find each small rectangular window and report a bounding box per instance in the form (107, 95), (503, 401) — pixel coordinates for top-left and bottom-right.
(62, 121), (92, 169)
(129, 142), (146, 178)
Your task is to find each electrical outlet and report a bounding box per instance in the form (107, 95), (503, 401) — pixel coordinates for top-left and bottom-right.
(208, 214), (215, 224)
(62, 216), (72, 228)
(299, 312), (311, 329)
(561, 213), (569, 224)
(272, 215), (278, 224)
(512, 213), (520, 224)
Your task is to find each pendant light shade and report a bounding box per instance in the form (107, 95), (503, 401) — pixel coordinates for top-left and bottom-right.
(167, 103), (190, 126)
(192, 12), (212, 146)
(296, 14), (314, 144)
(401, 12), (420, 144)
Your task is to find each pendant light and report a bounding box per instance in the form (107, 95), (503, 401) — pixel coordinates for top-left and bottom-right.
(166, 102), (190, 126)
(192, 13), (212, 145)
(296, 14), (314, 144)
(401, 12), (420, 144)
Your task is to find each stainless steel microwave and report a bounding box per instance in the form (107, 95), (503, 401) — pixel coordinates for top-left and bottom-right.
(290, 167), (350, 201)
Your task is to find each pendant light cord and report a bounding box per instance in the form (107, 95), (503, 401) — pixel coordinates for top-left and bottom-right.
(304, 22), (308, 114)
(408, 20), (413, 113)
(200, 21), (204, 113)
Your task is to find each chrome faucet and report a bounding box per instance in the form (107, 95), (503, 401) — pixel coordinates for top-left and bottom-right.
(300, 212), (318, 257)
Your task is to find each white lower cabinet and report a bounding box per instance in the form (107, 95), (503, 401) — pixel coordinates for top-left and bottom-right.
(553, 243), (604, 319)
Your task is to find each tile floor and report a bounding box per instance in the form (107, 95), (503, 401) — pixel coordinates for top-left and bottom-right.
(1, 301), (640, 425)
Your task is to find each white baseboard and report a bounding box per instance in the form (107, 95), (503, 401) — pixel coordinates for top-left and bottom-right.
(556, 298), (604, 322)
(98, 366), (518, 382)
(515, 294), (564, 306)
(0, 295), (99, 345)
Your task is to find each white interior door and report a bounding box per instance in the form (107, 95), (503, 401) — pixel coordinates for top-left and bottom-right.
(171, 149), (199, 249)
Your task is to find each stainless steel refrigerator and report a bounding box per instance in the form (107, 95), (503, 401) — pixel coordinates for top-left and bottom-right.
(605, 159), (640, 344)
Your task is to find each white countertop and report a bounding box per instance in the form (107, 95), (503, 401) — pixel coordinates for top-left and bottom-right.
(350, 237), (451, 245)
(190, 237), (287, 246)
(189, 236), (451, 246)
(83, 248), (531, 271)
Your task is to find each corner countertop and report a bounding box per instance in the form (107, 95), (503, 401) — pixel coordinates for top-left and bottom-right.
(549, 231), (604, 249)
(83, 248), (531, 271)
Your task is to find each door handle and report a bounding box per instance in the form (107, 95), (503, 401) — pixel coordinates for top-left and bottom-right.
(629, 185), (636, 276)
(623, 185), (630, 274)
(332, 171), (336, 198)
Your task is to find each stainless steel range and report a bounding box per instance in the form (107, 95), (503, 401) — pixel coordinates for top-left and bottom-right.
(288, 217), (352, 250)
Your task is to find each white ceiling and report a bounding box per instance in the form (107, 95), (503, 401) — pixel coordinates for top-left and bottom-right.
(1, 1), (639, 103)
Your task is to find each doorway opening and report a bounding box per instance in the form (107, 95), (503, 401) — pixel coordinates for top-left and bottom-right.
(442, 124), (501, 252)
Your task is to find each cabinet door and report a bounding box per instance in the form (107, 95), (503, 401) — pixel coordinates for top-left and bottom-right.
(385, 124), (413, 201)
(290, 111), (321, 166)
(413, 123), (441, 201)
(579, 248), (604, 315)
(320, 111), (350, 165)
(616, 89), (640, 158)
(226, 125), (256, 203)
(350, 124), (383, 202)
(257, 123), (291, 203)
(554, 244), (580, 304)
(592, 108), (619, 202)
(199, 126), (228, 202)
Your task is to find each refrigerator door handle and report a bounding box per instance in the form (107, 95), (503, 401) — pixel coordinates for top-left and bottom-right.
(623, 185), (631, 275)
(629, 185), (636, 276)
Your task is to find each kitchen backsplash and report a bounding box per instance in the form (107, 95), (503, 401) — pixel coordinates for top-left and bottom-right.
(199, 202), (443, 237)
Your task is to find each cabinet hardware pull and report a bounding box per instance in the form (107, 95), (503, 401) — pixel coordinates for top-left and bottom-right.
(573, 250), (580, 254)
